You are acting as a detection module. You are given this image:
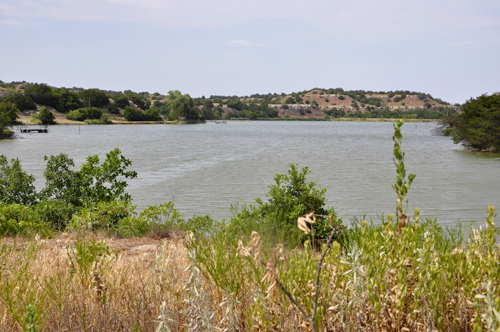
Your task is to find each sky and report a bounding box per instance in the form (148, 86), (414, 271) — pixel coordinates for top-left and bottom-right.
(0, 0), (499, 104)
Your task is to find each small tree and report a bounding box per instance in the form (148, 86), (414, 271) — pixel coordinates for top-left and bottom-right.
(166, 90), (200, 121)
(452, 93), (500, 152)
(0, 101), (19, 134)
(79, 89), (110, 108)
(37, 106), (56, 124)
(0, 155), (38, 205)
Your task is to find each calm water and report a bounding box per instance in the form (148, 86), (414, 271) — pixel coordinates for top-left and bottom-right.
(1, 122), (499, 226)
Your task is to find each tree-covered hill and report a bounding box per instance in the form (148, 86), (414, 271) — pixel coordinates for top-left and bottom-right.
(0, 80), (460, 123)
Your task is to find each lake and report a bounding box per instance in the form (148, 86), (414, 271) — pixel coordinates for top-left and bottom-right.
(1, 121), (499, 226)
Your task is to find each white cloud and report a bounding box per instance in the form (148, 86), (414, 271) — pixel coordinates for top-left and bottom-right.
(224, 40), (253, 46)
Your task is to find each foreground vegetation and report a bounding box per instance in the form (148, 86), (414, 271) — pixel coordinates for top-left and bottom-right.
(0, 121), (499, 331)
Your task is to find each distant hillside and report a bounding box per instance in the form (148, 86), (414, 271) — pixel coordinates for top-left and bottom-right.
(0, 80), (460, 122)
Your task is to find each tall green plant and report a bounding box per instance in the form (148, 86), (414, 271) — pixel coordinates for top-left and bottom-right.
(392, 119), (416, 220)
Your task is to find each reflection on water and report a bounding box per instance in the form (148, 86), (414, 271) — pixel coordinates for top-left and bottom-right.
(1, 121), (499, 226)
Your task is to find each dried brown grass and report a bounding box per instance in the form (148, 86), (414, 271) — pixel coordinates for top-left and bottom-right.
(0, 229), (496, 332)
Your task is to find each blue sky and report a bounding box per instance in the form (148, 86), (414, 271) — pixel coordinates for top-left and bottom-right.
(0, 0), (499, 103)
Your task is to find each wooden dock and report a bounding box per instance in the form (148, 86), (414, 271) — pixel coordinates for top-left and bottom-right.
(19, 125), (49, 133)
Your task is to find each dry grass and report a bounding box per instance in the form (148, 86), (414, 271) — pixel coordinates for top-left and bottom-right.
(0, 217), (498, 332)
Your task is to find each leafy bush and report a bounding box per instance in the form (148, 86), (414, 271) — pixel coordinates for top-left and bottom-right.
(0, 202), (51, 237)
(32, 199), (75, 230)
(4, 92), (36, 111)
(113, 95), (129, 108)
(452, 93), (500, 152)
(118, 201), (186, 237)
(0, 155), (38, 205)
(34, 106), (55, 124)
(228, 165), (343, 246)
(42, 148), (137, 207)
(107, 102), (120, 114)
(144, 108), (162, 121)
(68, 200), (134, 232)
(124, 106), (152, 121)
(66, 110), (85, 121)
(79, 89), (109, 108)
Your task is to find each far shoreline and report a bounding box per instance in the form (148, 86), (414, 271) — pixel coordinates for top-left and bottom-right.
(15, 115), (439, 126)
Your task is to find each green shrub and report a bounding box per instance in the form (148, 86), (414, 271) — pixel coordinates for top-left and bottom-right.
(0, 155), (38, 206)
(452, 93), (500, 152)
(68, 200), (134, 232)
(118, 215), (152, 237)
(0, 202), (51, 237)
(228, 165), (343, 247)
(118, 201), (186, 237)
(183, 215), (220, 235)
(66, 110), (85, 121)
(32, 199), (75, 231)
(34, 106), (55, 125)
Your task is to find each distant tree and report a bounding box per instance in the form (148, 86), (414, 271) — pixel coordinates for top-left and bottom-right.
(338, 95), (345, 100)
(5, 92), (36, 110)
(0, 101), (19, 134)
(417, 93), (427, 101)
(108, 102), (120, 114)
(202, 108), (216, 120)
(37, 106), (56, 124)
(126, 94), (148, 110)
(203, 100), (214, 109)
(79, 89), (110, 108)
(387, 92), (395, 98)
(284, 97), (296, 104)
(85, 107), (103, 120)
(55, 88), (83, 112)
(124, 106), (146, 121)
(114, 95), (130, 108)
(166, 90), (200, 121)
(25, 84), (59, 108)
(144, 108), (162, 121)
(452, 93), (500, 152)
(66, 110), (86, 121)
